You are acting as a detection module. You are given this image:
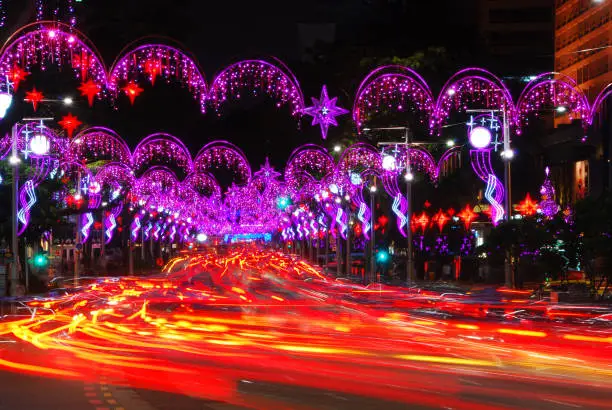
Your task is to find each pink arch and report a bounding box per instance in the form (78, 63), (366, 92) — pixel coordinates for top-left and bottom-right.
(590, 83), (612, 124)
(0, 21), (107, 87)
(182, 171), (222, 199)
(132, 133), (194, 177)
(434, 67), (515, 133)
(109, 41), (208, 112)
(209, 59), (305, 117)
(70, 127), (131, 165)
(94, 162), (135, 189)
(194, 140), (252, 186)
(337, 143), (382, 175)
(353, 65), (434, 130)
(285, 144), (335, 193)
(517, 72), (590, 132)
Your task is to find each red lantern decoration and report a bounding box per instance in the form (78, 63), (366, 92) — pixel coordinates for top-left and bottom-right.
(457, 205), (478, 231)
(78, 79), (101, 106)
(122, 81), (144, 105)
(25, 87), (44, 111)
(58, 113), (82, 139)
(414, 212), (430, 233)
(8, 65), (29, 91)
(432, 209), (449, 232)
(516, 193), (538, 216)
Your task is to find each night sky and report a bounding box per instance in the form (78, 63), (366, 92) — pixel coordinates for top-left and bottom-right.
(1, 0), (481, 170)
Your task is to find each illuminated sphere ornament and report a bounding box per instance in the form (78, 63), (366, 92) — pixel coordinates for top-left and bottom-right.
(29, 134), (50, 156)
(276, 196), (291, 210)
(382, 155), (397, 171)
(196, 233), (207, 242)
(350, 172), (362, 185)
(469, 126), (492, 149)
(0, 92), (12, 119)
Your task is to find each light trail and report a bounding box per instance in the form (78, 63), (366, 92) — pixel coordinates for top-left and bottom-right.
(0, 247), (609, 408)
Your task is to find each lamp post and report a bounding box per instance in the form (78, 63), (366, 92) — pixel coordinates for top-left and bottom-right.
(467, 108), (513, 287)
(369, 184), (377, 284)
(370, 126), (415, 283)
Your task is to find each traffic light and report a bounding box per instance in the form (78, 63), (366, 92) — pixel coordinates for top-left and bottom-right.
(376, 249), (390, 263)
(33, 253), (48, 268)
(276, 196), (291, 210)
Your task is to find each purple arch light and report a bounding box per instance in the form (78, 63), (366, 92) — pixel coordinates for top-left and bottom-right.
(285, 144), (335, 196)
(589, 83), (612, 125)
(353, 65), (435, 131)
(182, 172), (222, 199)
(208, 59), (305, 117)
(0, 22), (108, 88)
(434, 68), (515, 133)
(337, 142), (382, 176)
(70, 127), (131, 165)
(109, 42), (208, 112)
(132, 133), (194, 177)
(194, 140), (252, 186)
(517, 72), (590, 132)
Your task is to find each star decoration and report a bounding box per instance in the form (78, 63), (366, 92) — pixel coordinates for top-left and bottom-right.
(253, 157), (281, 181)
(25, 87), (44, 111)
(516, 193), (538, 216)
(302, 85), (349, 139)
(8, 65), (29, 91)
(78, 79), (101, 106)
(145, 59), (162, 85)
(122, 81), (144, 105)
(457, 205), (477, 230)
(432, 209), (449, 232)
(412, 212), (430, 233)
(58, 113), (82, 139)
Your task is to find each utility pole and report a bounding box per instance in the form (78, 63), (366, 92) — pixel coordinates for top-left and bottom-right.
(74, 172), (82, 287)
(502, 109), (513, 288)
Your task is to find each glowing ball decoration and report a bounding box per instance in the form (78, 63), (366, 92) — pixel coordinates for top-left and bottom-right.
(196, 233), (207, 243)
(469, 127), (492, 150)
(350, 172), (363, 185)
(382, 155), (397, 171)
(276, 196), (291, 210)
(29, 134), (50, 156)
(0, 92), (13, 119)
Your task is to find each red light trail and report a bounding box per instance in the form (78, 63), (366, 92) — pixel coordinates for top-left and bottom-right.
(0, 248), (610, 408)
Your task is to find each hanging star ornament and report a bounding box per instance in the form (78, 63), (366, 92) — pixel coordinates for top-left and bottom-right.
(25, 87), (44, 111)
(78, 79), (101, 106)
(8, 65), (29, 91)
(302, 85), (349, 140)
(58, 113), (82, 139)
(122, 81), (144, 105)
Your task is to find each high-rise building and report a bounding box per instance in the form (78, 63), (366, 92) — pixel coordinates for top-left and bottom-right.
(477, 0), (555, 74)
(555, 0), (611, 101)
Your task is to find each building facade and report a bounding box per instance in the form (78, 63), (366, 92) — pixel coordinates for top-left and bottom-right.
(552, 0), (611, 201)
(477, 0), (555, 74)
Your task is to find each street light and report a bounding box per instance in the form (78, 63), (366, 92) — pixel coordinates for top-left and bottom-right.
(333, 145), (342, 153)
(63, 97), (74, 106)
(446, 139), (455, 148)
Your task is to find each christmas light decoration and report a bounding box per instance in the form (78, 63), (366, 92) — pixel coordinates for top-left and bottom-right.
(517, 193), (538, 216)
(122, 81), (144, 105)
(58, 113), (82, 138)
(457, 205), (477, 230)
(432, 209), (449, 232)
(25, 87), (44, 111)
(209, 60), (305, 117)
(539, 167), (558, 218)
(78, 79), (101, 106)
(517, 73), (590, 131)
(302, 85), (349, 139)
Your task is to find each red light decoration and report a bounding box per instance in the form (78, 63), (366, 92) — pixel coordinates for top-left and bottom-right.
(457, 205), (477, 230)
(58, 113), (82, 139)
(122, 81), (144, 105)
(432, 209), (449, 232)
(8, 64), (29, 91)
(414, 212), (430, 233)
(25, 87), (44, 111)
(72, 51), (91, 81)
(78, 79), (101, 106)
(516, 193), (538, 216)
(144, 59), (161, 85)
